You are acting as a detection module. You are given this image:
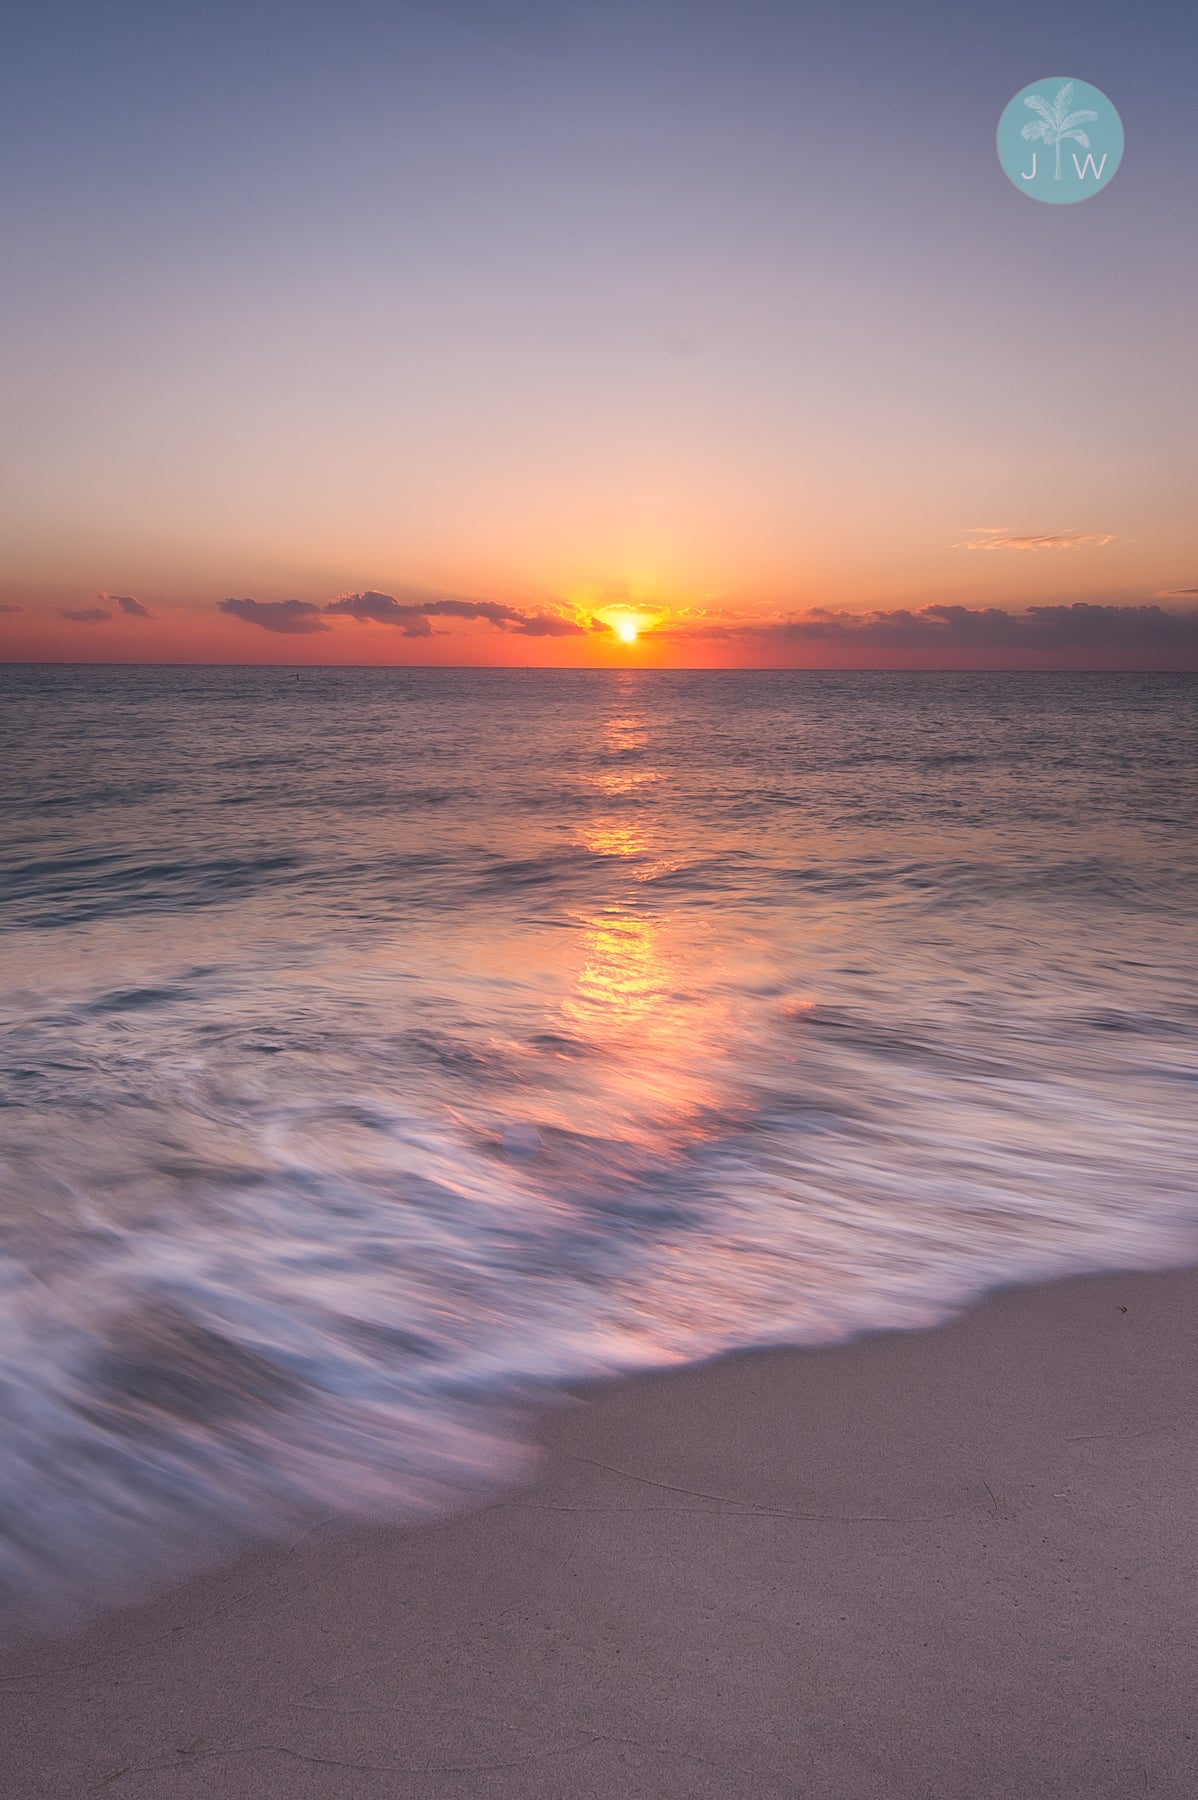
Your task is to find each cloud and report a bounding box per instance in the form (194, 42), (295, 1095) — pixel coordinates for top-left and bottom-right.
(218, 598), (330, 634)
(658, 602), (1198, 665)
(323, 591), (584, 637)
(108, 593), (155, 619)
(60, 607), (112, 623)
(0, 604), (23, 615)
(323, 592), (431, 635)
(1154, 587), (1198, 599)
(509, 611), (586, 637)
(956, 528), (1115, 552)
(218, 586), (591, 639)
(420, 597), (526, 626)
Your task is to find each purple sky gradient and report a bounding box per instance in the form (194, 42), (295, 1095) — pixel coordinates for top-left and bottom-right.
(0, 0), (1194, 664)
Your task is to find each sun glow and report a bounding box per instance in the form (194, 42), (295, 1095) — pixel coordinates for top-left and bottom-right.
(601, 606), (656, 645)
(578, 601), (661, 651)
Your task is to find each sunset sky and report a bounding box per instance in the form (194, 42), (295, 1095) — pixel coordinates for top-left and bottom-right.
(1, 0), (1195, 667)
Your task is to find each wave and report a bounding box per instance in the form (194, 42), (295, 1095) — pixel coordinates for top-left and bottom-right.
(0, 667), (1194, 1625)
(1, 989), (1193, 1628)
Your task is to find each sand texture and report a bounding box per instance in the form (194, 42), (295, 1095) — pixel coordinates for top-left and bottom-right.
(2, 1264), (1195, 1798)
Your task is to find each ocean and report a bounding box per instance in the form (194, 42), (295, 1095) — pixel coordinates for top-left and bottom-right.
(1, 665), (1194, 1618)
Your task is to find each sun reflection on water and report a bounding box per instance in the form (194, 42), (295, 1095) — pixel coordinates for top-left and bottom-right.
(566, 909), (668, 1028)
(556, 699), (744, 1148)
(577, 822), (646, 861)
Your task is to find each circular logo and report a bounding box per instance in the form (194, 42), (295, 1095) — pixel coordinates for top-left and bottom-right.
(997, 78), (1123, 203)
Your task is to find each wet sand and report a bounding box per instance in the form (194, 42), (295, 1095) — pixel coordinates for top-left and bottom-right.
(2, 1263), (1195, 1798)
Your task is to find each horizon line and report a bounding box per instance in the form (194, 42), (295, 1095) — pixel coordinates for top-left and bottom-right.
(2, 660), (1195, 675)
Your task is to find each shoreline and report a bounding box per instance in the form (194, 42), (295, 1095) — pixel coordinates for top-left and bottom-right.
(3, 1260), (1196, 1797)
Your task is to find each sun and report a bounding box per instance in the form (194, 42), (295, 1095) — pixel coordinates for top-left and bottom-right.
(590, 602), (656, 645)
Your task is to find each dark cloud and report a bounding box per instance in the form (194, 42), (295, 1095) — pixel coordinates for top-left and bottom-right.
(0, 604), (23, 615)
(218, 598), (330, 635)
(323, 591), (583, 637)
(61, 607), (112, 623)
(509, 611), (585, 637)
(661, 602), (1198, 667)
(421, 597), (526, 626)
(112, 594), (155, 619)
(217, 587), (588, 639)
(924, 602), (1198, 650)
(323, 591), (443, 636)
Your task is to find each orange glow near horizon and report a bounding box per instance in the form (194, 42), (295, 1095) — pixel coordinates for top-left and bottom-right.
(2, 5), (1195, 676)
(1, 575), (1196, 671)
(593, 606), (660, 651)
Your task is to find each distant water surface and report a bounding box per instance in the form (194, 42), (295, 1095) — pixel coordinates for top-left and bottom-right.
(0, 667), (1194, 1616)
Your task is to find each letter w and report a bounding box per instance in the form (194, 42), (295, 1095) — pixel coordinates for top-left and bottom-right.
(1072, 152), (1109, 180)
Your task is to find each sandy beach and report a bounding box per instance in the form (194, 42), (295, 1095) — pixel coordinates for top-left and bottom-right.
(2, 1262), (1195, 1799)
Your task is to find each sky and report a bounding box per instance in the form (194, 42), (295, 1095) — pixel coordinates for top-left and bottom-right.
(0, 0), (1195, 667)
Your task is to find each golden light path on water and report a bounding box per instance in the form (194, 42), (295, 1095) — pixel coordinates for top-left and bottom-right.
(549, 693), (824, 1357)
(562, 701), (748, 1154)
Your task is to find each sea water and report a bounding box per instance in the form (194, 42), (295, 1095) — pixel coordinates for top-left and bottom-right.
(1, 666), (1194, 1615)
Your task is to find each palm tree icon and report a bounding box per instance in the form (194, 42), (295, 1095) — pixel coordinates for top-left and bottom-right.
(1020, 81), (1099, 180)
